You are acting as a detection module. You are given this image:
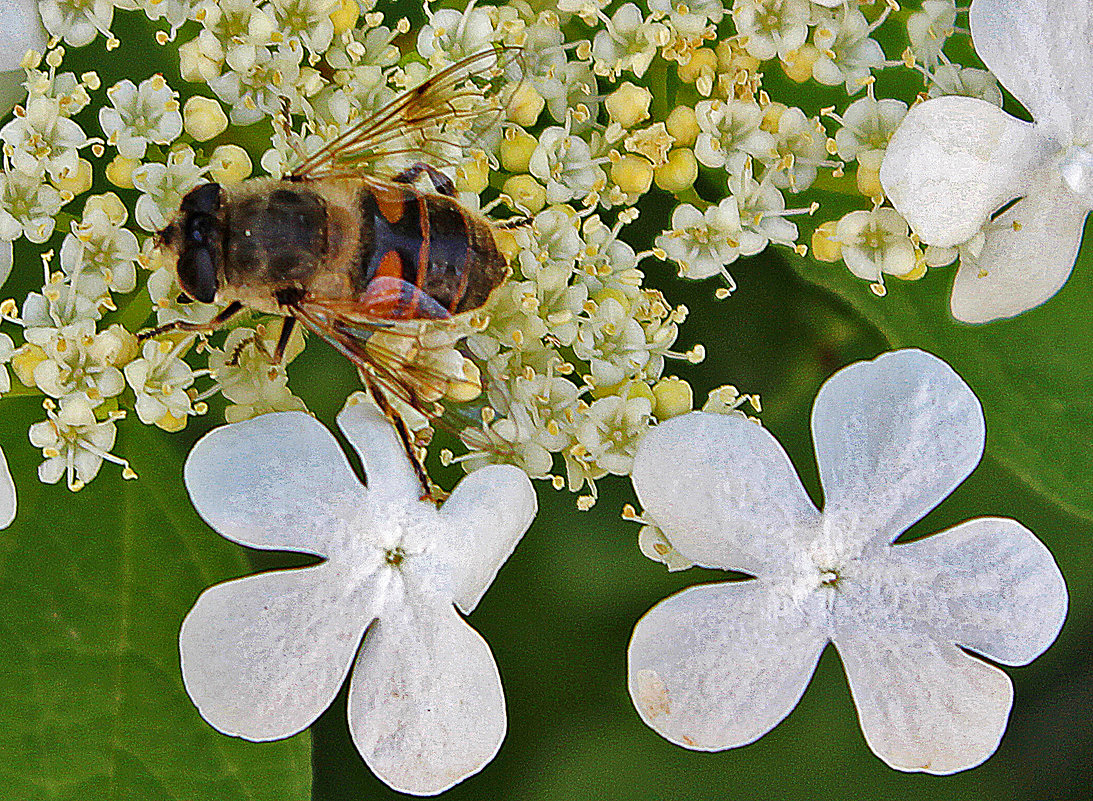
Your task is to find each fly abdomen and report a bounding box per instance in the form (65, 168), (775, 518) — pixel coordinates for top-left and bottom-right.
(357, 183), (506, 319)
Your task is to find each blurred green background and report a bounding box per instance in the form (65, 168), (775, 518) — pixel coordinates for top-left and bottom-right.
(3, 3), (1093, 800)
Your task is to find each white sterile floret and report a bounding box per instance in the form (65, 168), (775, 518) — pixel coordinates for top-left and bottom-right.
(731, 0), (812, 62)
(833, 207), (917, 283)
(179, 396), (537, 795)
(0, 0), (47, 115)
(628, 349), (1068, 774)
(880, 0), (1093, 323)
(0, 442), (13, 528)
(656, 199), (744, 283)
(98, 76), (183, 160)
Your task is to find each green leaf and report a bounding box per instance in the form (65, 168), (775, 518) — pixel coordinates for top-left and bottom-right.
(0, 400), (311, 801)
(790, 204), (1093, 523)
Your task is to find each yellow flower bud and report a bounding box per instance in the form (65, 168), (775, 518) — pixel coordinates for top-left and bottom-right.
(11, 344), (47, 388)
(507, 82), (545, 127)
(811, 220), (842, 263)
(54, 157), (93, 196)
(455, 152), (489, 194)
(495, 228), (521, 262)
(856, 149), (885, 199)
(760, 102), (788, 134)
(592, 287), (631, 313)
(611, 153), (653, 195)
(500, 127), (538, 173)
(105, 155), (138, 189)
(666, 105), (699, 148)
(653, 377), (693, 420)
(654, 148), (698, 193)
(894, 260), (927, 281)
(156, 410), (189, 433)
(502, 174), (547, 214)
(678, 48), (717, 85)
(782, 45), (820, 83)
(330, 0), (359, 34)
(208, 143), (253, 184)
(179, 38), (220, 83)
(184, 96), (228, 142)
(85, 192), (128, 225)
(605, 82), (652, 129)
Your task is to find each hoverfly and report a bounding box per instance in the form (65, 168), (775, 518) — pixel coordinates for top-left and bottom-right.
(147, 48), (525, 499)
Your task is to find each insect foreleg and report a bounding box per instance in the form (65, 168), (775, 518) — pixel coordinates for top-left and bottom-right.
(272, 316), (297, 364)
(137, 301), (244, 342)
(392, 162), (456, 197)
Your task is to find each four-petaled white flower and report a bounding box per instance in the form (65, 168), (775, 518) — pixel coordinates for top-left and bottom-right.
(628, 349), (1067, 774)
(180, 396), (537, 795)
(880, 0), (1093, 323)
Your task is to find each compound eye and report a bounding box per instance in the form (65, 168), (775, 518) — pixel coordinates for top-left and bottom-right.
(178, 243), (218, 303)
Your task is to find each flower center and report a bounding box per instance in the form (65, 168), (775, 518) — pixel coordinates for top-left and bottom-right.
(384, 545), (406, 567)
(1059, 145), (1093, 207)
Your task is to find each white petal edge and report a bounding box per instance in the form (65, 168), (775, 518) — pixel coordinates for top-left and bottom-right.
(812, 350), (985, 547)
(632, 412), (821, 576)
(879, 95), (1050, 247)
(437, 464), (537, 614)
(180, 563), (377, 741)
(184, 411), (365, 556)
(348, 602), (507, 796)
(0, 446), (14, 528)
(337, 394), (421, 502)
(628, 579), (829, 750)
(970, 0), (1093, 143)
(834, 621), (1014, 775)
(890, 517), (1067, 666)
(950, 168), (1089, 323)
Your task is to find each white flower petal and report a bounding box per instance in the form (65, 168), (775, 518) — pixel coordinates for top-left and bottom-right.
(950, 169), (1090, 323)
(436, 464), (537, 614)
(0, 238), (11, 289)
(348, 603), (506, 796)
(834, 618), (1013, 775)
(336, 395), (421, 502)
(627, 580), (828, 750)
(970, 0), (1093, 142)
(184, 411), (365, 556)
(0, 446), (15, 528)
(180, 564), (376, 741)
(632, 412), (821, 576)
(880, 95), (1049, 247)
(811, 350), (984, 547)
(890, 517), (1066, 666)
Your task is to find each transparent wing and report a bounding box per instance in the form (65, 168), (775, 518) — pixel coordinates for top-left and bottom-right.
(292, 47), (524, 180)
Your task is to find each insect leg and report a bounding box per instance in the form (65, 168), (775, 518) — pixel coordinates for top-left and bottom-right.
(137, 301), (244, 342)
(360, 373), (438, 503)
(392, 162), (456, 197)
(272, 316), (297, 364)
(496, 215), (533, 230)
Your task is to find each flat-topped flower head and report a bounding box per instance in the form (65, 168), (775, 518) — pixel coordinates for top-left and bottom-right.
(180, 395), (537, 795)
(628, 349), (1067, 773)
(880, 0), (1093, 323)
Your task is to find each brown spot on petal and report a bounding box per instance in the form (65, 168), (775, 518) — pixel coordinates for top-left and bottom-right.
(635, 668), (670, 718)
